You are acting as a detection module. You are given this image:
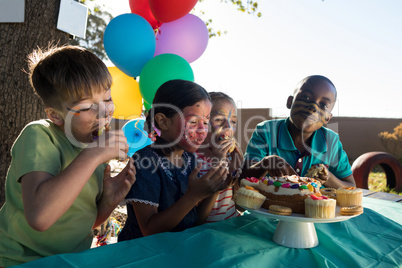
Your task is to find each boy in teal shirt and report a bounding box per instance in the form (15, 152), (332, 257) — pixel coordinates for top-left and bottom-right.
(0, 46), (136, 266)
(243, 75), (355, 188)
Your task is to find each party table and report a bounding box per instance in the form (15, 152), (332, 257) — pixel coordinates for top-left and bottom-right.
(15, 197), (402, 268)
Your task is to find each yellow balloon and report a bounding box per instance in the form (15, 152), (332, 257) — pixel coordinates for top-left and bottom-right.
(108, 66), (143, 120)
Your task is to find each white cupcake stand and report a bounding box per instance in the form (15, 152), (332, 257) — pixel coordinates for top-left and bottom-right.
(247, 207), (359, 248)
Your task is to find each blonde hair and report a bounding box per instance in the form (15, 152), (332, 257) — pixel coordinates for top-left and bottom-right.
(27, 45), (112, 110)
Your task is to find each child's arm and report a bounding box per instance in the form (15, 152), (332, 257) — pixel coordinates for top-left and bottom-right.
(228, 145), (244, 187)
(194, 192), (220, 225)
(133, 163), (228, 237)
(93, 158), (136, 228)
(196, 145), (243, 224)
(324, 173), (355, 188)
(309, 165), (355, 188)
(241, 155), (297, 178)
(21, 130), (131, 231)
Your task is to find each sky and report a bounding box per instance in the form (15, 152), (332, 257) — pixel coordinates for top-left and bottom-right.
(95, 0), (402, 119)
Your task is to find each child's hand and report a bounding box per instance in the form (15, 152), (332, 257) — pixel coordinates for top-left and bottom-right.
(101, 158), (136, 208)
(227, 145), (244, 186)
(306, 164), (329, 185)
(317, 167), (329, 185)
(261, 155), (297, 177)
(229, 144), (244, 170)
(210, 138), (235, 159)
(188, 161), (229, 201)
(89, 129), (129, 163)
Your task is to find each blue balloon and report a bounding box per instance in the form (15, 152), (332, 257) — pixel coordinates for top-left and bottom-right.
(104, 14), (156, 77)
(122, 118), (153, 157)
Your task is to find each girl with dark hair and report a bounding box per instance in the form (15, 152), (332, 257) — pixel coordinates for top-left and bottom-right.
(119, 80), (230, 240)
(195, 92), (244, 223)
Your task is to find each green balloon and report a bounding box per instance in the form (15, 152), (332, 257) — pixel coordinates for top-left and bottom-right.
(143, 100), (152, 112)
(139, 53), (194, 104)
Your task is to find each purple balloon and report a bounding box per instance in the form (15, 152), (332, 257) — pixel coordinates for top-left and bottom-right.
(154, 14), (209, 63)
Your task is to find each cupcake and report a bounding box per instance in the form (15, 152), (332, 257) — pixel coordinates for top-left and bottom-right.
(305, 164), (328, 178)
(304, 194), (336, 219)
(235, 186), (266, 210)
(240, 177), (260, 188)
(336, 187), (363, 207)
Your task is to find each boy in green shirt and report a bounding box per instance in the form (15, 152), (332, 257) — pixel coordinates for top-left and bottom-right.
(0, 45), (136, 266)
(243, 75), (355, 188)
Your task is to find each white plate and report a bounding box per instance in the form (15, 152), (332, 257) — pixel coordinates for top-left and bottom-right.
(240, 205), (363, 248)
(246, 206), (361, 224)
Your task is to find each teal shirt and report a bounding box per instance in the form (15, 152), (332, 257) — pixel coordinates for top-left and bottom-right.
(244, 118), (352, 179)
(0, 120), (106, 267)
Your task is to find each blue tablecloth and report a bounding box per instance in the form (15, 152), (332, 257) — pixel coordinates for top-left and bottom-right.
(15, 197), (402, 268)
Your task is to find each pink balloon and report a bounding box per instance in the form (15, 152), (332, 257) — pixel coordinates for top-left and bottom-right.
(154, 14), (209, 63)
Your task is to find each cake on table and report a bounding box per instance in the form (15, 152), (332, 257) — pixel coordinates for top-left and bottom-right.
(258, 175), (322, 213)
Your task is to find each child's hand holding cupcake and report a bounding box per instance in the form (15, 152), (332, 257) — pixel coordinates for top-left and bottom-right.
(306, 164), (330, 185)
(209, 134), (236, 159)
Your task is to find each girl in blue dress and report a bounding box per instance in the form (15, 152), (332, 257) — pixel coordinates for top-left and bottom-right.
(119, 80), (229, 240)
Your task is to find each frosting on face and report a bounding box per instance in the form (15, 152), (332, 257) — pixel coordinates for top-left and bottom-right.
(177, 100), (211, 152)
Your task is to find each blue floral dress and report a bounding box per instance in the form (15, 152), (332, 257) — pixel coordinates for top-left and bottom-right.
(118, 146), (197, 240)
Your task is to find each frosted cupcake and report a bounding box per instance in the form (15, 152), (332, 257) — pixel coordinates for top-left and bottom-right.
(304, 194), (336, 219)
(240, 177), (260, 188)
(336, 187), (363, 207)
(235, 186), (266, 210)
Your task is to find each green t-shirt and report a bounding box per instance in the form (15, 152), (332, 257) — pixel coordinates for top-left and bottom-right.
(0, 120), (106, 266)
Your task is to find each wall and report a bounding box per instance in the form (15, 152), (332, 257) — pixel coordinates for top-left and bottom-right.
(113, 109), (401, 163)
(236, 109), (401, 162)
(236, 108), (272, 154)
(327, 117), (401, 161)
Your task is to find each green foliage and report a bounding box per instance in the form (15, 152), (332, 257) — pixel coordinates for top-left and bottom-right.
(198, 0), (261, 16)
(369, 168), (402, 195)
(379, 123), (402, 162)
(70, 0), (113, 60)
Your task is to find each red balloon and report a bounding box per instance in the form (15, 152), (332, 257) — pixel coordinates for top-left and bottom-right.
(148, 0), (198, 23)
(129, 0), (162, 29)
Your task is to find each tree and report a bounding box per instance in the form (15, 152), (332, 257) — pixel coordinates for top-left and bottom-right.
(0, 1), (70, 206)
(70, 0), (113, 60)
(0, 0), (261, 206)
